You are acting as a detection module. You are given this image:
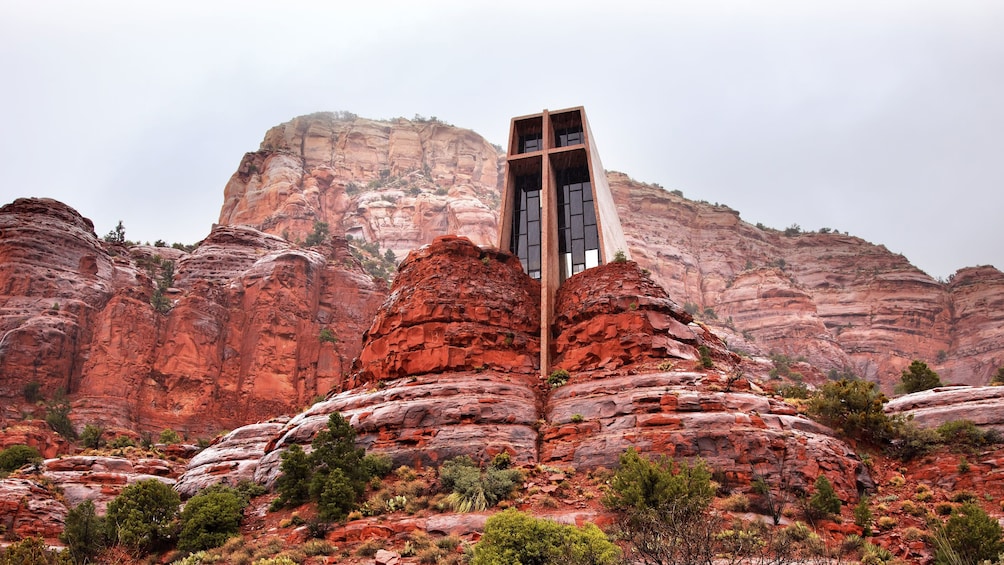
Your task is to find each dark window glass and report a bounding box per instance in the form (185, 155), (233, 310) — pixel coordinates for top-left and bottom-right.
(519, 134), (542, 153)
(555, 127), (584, 147)
(510, 174), (542, 279)
(555, 166), (600, 281)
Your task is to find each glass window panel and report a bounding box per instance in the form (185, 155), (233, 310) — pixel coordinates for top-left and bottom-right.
(584, 225), (598, 249)
(572, 239), (585, 265)
(585, 249), (600, 269)
(528, 248), (540, 271)
(528, 226), (539, 246)
(583, 203), (596, 226)
(571, 220), (584, 239)
(582, 182), (593, 201)
(571, 191), (582, 215)
(563, 254), (573, 278)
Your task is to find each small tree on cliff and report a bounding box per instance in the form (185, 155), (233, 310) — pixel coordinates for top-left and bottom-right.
(897, 360), (942, 394)
(271, 413), (391, 521)
(104, 221), (126, 244)
(807, 379), (893, 444)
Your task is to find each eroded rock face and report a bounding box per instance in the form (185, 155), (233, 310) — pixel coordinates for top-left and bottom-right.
(0, 199), (387, 436)
(608, 173), (1004, 390)
(355, 235), (540, 383)
(218, 114), (501, 258)
(174, 421), (287, 497)
(884, 386), (1004, 431)
(542, 371), (870, 500)
(0, 478), (67, 539)
(43, 455), (182, 513)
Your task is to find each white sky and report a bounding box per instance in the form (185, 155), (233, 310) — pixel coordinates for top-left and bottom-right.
(1, 0), (1002, 279)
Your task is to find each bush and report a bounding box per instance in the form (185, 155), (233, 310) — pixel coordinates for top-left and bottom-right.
(613, 250), (628, 263)
(304, 221), (329, 246)
(438, 456), (522, 512)
(44, 390), (76, 440)
(896, 360), (942, 394)
(698, 345), (714, 369)
(807, 379), (893, 443)
(80, 424), (105, 449)
(992, 366), (1004, 385)
(854, 496), (873, 533)
(270, 413), (388, 520)
(547, 369), (570, 389)
(471, 508), (619, 565)
(934, 503), (1004, 565)
(60, 499), (104, 563)
(603, 447), (716, 564)
(0, 536), (68, 565)
(936, 419), (987, 449)
(886, 419), (940, 460)
(0, 444), (42, 473)
(159, 428), (182, 445)
(104, 478), (180, 552)
(178, 484), (248, 552)
(22, 381), (42, 402)
(808, 475), (841, 519)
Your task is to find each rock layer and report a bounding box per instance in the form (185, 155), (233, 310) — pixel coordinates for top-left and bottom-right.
(884, 385), (1004, 431)
(0, 199), (387, 436)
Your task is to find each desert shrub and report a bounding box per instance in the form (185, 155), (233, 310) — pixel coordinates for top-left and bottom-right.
(936, 419), (987, 449)
(0, 536), (68, 565)
(22, 380), (42, 402)
(807, 379), (893, 443)
(159, 428), (182, 445)
(876, 516), (896, 531)
(109, 435), (136, 449)
(896, 360), (942, 394)
(935, 503), (954, 516)
(60, 500), (104, 564)
(992, 366), (1004, 385)
(698, 345), (714, 368)
(887, 420), (941, 460)
(0, 444), (42, 473)
(270, 413), (388, 521)
(318, 328), (337, 344)
(178, 484), (248, 552)
(273, 444), (311, 508)
(104, 478), (180, 552)
(807, 475), (841, 519)
(722, 493), (750, 512)
(603, 447), (716, 564)
(471, 508), (619, 565)
(860, 542), (895, 564)
(438, 455), (522, 512)
(79, 424), (105, 449)
(547, 369), (570, 388)
(613, 250), (628, 263)
(304, 221), (329, 246)
(44, 390), (76, 440)
(854, 496), (873, 532)
(950, 490), (977, 503)
(933, 503), (1004, 565)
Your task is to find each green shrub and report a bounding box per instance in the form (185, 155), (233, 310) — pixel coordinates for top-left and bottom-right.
(807, 379), (893, 443)
(44, 390), (76, 440)
(613, 250), (628, 263)
(547, 369), (570, 389)
(22, 380), (42, 402)
(896, 360), (942, 394)
(808, 475), (841, 518)
(0, 536), (68, 565)
(304, 221), (329, 246)
(471, 508), (619, 565)
(936, 419), (986, 449)
(178, 484), (248, 552)
(318, 328), (337, 344)
(698, 345), (714, 369)
(887, 419), (940, 460)
(109, 435), (136, 449)
(104, 478), (180, 552)
(991, 366), (1004, 385)
(80, 424), (105, 449)
(934, 503), (1004, 565)
(0, 444), (42, 473)
(60, 499), (104, 564)
(603, 447), (715, 564)
(854, 496), (873, 533)
(438, 456), (522, 512)
(271, 413), (387, 520)
(159, 428), (182, 444)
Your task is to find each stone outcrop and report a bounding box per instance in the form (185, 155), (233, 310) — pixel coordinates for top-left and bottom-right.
(608, 174), (1004, 390)
(0, 477), (67, 540)
(174, 420), (287, 497)
(884, 385), (1004, 431)
(218, 113), (501, 259)
(355, 235), (540, 382)
(175, 237), (870, 505)
(0, 198), (387, 436)
(42, 455), (183, 513)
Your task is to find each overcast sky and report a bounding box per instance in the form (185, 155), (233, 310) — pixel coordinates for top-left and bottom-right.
(1, 1), (1002, 279)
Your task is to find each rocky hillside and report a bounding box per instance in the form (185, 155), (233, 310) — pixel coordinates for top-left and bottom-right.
(215, 112), (1003, 393)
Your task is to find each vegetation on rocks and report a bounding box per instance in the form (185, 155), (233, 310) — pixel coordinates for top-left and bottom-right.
(471, 508), (619, 565)
(897, 360), (942, 394)
(438, 455), (523, 512)
(104, 478), (181, 553)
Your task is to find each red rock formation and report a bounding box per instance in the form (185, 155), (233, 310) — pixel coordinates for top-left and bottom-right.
(43, 455), (183, 513)
(355, 235), (540, 382)
(218, 114), (501, 258)
(0, 199), (387, 436)
(884, 385), (1004, 431)
(608, 173), (1003, 390)
(0, 478), (67, 539)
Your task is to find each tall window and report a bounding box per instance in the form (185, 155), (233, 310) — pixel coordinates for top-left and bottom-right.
(555, 126), (583, 147)
(510, 174), (542, 279)
(519, 133), (542, 153)
(556, 166), (599, 279)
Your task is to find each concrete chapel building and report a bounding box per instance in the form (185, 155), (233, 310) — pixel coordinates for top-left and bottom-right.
(497, 106), (630, 375)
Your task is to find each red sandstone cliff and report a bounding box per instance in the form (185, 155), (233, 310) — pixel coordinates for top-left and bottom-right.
(0, 198), (386, 437)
